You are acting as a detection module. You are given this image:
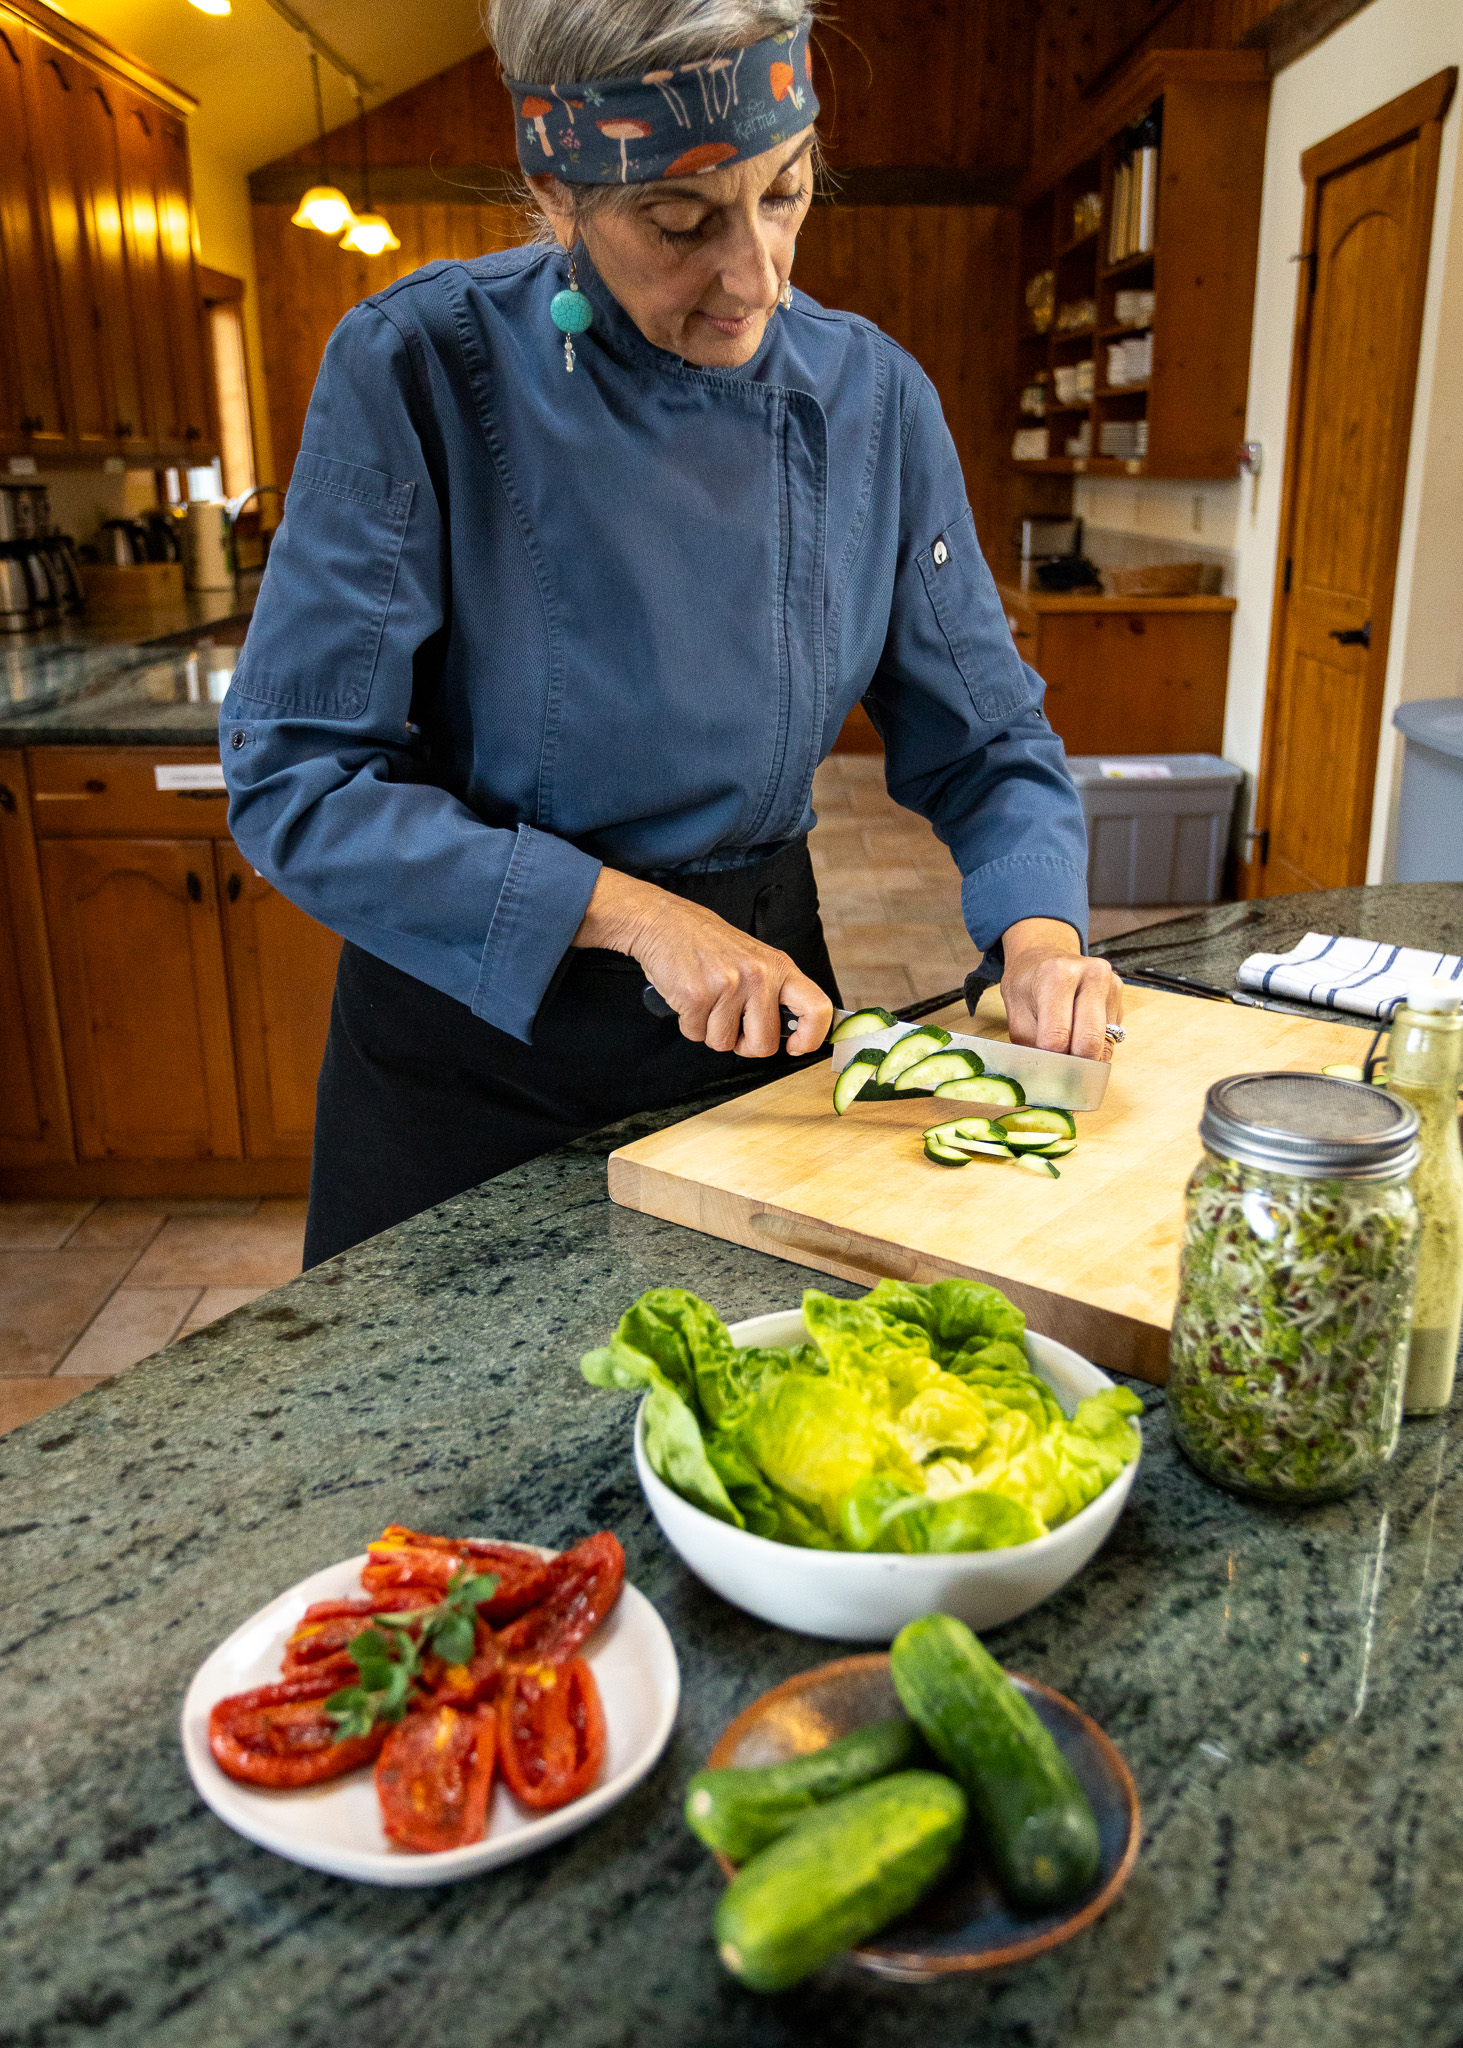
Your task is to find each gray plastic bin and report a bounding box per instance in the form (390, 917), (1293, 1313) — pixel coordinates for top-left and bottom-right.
(1393, 699), (1463, 883)
(1067, 753), (1244, 906)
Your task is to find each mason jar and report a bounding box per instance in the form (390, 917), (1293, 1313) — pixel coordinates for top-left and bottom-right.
(1168, 1073), (1421, 1503)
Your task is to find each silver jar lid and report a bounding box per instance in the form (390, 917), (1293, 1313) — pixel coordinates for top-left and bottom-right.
(1200, 1072), (1420, 1181)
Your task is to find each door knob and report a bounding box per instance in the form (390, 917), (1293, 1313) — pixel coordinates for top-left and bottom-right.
(1329, 622), (1371, 648)
(186, 870), (202, 902)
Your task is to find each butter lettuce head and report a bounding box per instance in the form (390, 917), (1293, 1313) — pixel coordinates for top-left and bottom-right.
(580, 1281), (1141, 1554)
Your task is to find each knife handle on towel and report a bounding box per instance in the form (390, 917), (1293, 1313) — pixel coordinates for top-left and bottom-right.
(641, 984), (801, 1040)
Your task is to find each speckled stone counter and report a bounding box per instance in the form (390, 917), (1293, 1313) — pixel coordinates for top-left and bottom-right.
(3, 895), (1462, 2048)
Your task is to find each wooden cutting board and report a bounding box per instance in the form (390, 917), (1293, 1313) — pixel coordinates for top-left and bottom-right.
(608, 986), (1374, 1386)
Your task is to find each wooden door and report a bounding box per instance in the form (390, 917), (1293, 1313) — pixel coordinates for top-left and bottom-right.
(115, 90), (184, 456)
(0, 753), (73, 1165)
(1251, 70), (1456, 896)
(156, 111), (213, 453)
(0, 24), (69, 453)
(38, 837), (242, 1160)
(215, 846), (340, 1157)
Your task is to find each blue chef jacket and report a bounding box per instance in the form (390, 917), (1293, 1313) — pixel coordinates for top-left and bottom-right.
(222, 246), (1088, 1044)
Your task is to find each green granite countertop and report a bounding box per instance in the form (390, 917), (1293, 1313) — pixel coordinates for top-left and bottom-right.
(3, 893), (1462, 2048)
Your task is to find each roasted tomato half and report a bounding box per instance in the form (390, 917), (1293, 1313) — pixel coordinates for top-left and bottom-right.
(280, 1590), (436, 1681)
(375, 1702), (497, 1853)
(495, 1531), (625, 1667)
(360, 1527), (554, 1621)
(497, 1658), (605, 1812)
(421, 1616), (505, 1709)
(208, 1676), (386, 1789)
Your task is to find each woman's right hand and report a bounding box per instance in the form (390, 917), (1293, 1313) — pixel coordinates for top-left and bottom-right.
(572, 868), (833, 1059)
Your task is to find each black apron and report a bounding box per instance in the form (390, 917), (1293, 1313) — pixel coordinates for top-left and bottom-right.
(304, 838), (841, 1266)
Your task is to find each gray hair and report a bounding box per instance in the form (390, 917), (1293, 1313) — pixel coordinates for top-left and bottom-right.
(486, 0), (814, 86)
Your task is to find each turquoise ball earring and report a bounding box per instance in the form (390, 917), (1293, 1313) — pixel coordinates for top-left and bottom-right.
(550, 252), (593, 373)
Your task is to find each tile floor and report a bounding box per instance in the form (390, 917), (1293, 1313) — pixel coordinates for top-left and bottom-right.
(0, 755), (1196, 1435)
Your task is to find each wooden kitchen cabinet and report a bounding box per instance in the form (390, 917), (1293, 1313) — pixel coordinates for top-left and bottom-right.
(216, 847), (340, 1159)
(999, 585), (1236, 757)
(0, 750), (72, 1166)
(39, 835), (243, 1162)
(0, 0), (214, 464)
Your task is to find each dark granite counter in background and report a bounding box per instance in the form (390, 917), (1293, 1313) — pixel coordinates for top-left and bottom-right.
(3, 895), (1461, 2048)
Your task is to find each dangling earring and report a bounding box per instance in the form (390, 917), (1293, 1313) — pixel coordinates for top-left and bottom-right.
(779, 278), (793, 311)
(550, 250), (594, 372)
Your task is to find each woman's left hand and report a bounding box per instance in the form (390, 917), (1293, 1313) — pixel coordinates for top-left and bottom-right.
(998, 918), (1124, 1063)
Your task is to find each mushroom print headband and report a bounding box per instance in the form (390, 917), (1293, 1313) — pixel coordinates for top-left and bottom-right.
(508, 18), (819, 185)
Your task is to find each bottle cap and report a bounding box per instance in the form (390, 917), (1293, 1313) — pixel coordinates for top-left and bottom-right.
(1403, 979), (1463, 1015)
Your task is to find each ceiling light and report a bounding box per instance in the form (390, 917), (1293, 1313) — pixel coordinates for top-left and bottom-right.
(292, 185), (356, 235)
(339, 211), (400, 256)
(188, 0), (232, 13)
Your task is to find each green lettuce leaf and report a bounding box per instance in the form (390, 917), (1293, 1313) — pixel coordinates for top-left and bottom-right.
(863, 1277), (1026, 1359)
(642, 1379), (744, 1528)
(893, 1489), (1044, 1553)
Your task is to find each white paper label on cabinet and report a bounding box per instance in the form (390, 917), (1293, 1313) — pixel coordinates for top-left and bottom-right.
(1099, 760), (1173, 780)
(155, 763), (227, 791)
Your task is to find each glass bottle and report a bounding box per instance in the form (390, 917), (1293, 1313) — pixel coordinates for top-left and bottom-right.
(1167, 1072), (1421, 1502)
(1383, 981), (1463, 1416)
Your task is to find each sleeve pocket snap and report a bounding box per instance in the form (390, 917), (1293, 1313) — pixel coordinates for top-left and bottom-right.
(917, 504), (1034, 726)
(232, 452), (415, 721)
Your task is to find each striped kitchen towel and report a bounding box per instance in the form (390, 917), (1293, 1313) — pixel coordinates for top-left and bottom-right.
(1238, 933), (1463, 1019)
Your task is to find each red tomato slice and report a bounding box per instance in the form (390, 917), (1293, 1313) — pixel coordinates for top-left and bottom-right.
(497, 1659), (606, 1812)
(208, 1676), (387, 1789)
(375, 1703), (497, 1852)
(280, 1589), (436, 1678)
(422, 1617), (505, 1708)
(495, 1532), (625, 1666)
(360, 1528), (554, 1621)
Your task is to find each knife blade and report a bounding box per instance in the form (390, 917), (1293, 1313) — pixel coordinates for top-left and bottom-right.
(829, 1011), (1111, 1113)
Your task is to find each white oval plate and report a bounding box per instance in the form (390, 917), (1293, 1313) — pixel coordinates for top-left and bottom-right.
(180, 1542), (679, 1887)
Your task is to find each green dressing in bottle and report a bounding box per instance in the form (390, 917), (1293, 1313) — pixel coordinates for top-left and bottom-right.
(1385, 981), (1463, 1416)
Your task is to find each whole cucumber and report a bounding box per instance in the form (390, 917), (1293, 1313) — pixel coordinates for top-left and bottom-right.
(714, 1771), (965, 1992)
(685, 1714), (917, 1861)
(889, 1613), (1100, 1910)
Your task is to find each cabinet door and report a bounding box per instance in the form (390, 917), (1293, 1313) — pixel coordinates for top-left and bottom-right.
(39, 837), (242, 1160)
(115, 90), (185, 455)
(1036, 612), (1231, 756)
(0, 25), (69, 453)
(0, 752), (72, 1165)
(216, 848), (340, 1157)
(156, 111), (213, 454)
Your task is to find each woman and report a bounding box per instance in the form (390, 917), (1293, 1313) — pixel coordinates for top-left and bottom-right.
(223, 0), (1121, 1267)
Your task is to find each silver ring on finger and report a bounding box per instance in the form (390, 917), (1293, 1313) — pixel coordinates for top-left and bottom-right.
(1104, 1022), (1126, 1044)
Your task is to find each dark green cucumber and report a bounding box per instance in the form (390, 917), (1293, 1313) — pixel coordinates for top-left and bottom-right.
(684, 1716), (917, 1861)
(889, 1614), (1100, 1910)
(830, 1007), (897, 1043)
(714, 1771), (966, 1992)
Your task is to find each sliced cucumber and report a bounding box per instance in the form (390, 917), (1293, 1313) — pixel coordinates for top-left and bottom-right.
(923, 1121), (1015, 1159)
(954, 1140), (1017, 1159)
(833, 1051), (882, 1115)
(933, 1074), (1025, 1108)
(998, 1130), (1070, 1153)
(894, 1050), (984, 1095)
(831, 1007), (897, 1044)
(875, 1027), (952, 1088)
(924, 1136), (974, 1167)
(1036, 1137), (1076, 1157)
(949, 1117), (1000, 1143)
(1321, 1062), (1366, 1082)
(1017, 1154), (1061, 1178)
(996, 1107), (1077, 1139)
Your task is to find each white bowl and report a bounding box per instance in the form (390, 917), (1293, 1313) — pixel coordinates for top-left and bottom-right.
(633, 1310), (1139, 1643)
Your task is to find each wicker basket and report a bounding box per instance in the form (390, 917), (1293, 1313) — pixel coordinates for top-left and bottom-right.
(1107, 562), (1205, 598)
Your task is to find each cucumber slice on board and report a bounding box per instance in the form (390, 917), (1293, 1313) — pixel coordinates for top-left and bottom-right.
(830, 1007), (897, 1044)
(996, 1129), (1071, 1153)
(893, 1050), (984, 1095)
(922, 1121), (1015, 1159)
(832, 1051), (883, 1115)
(932, 1074), (1025, 1108)
(1017, 1154), (1061, 1178)
(924, 1136), (975, 1166)
(875, 1027), (952, 1088)
(995, 1106), (1077, 1138)
(1036, 1137), (1076, 1157)
(1321, 1063), (1366, 1082)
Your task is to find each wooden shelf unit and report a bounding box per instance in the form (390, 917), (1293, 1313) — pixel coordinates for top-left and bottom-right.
(1012, 51), (1270, 482)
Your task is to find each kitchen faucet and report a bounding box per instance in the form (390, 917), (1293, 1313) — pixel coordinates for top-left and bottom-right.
(226, 485), (287, 565)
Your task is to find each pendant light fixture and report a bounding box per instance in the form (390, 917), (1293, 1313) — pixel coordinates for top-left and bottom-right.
(337, 85), (400, 256)
(292, 50), (356, 236)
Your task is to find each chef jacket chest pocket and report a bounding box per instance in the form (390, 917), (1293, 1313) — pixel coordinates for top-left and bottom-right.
(917, 504), (1030, 725)
(234, 452), (414, 720)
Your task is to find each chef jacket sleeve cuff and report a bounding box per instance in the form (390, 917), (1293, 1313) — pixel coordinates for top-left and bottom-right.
(472, 824), (603, 1044)
(960, 855), (1089, 956)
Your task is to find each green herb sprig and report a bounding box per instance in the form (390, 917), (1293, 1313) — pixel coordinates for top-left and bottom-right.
(325, 1562), (500, 1741)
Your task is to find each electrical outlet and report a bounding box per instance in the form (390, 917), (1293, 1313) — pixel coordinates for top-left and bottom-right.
(1191, 493), (1204, 534)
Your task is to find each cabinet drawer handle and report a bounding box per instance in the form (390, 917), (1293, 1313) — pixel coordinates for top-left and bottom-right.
(226, 872), (241, 902)
(186, 870), (202, 902)
(0, 784), (14, 813)
(84, 777), (106, 794)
